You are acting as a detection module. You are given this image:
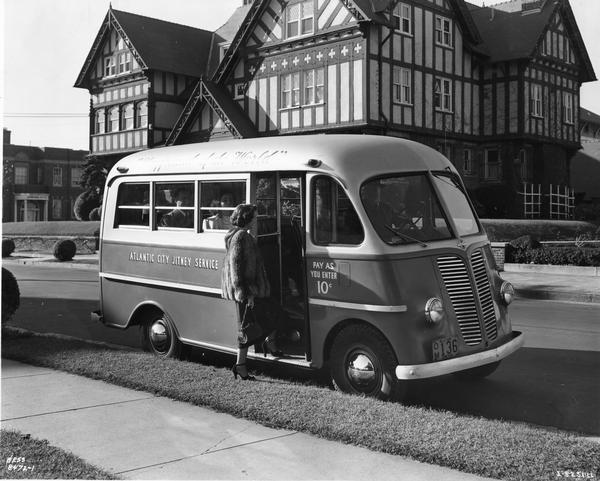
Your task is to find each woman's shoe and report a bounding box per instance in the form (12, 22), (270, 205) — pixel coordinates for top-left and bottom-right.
(262, 336), (284, 357)
(232, 363), (255, 381)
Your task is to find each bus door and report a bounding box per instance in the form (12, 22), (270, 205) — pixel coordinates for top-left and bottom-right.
(253, 172), (307, 355)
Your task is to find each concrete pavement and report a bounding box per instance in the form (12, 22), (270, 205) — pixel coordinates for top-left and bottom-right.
(1, 359), (494, 480)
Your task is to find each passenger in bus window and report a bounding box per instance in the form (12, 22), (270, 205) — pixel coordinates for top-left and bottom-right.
(159, 187), (193, 228)
(221, 204), (283, 381)
(202, 193), (234, 230)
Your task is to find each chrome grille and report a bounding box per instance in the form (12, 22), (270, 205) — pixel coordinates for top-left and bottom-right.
(437, 256), (482, 346)
(471, 249), (498, 341)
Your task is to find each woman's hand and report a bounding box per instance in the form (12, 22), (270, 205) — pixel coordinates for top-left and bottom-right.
(247, 295), (255, 309)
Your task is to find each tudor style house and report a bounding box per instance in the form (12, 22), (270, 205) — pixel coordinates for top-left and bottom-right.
(76, 0), (596, 218)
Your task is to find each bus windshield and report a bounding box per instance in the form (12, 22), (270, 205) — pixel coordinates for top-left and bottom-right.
(360, 174), (453, 245)
(431, 174), (480, 237)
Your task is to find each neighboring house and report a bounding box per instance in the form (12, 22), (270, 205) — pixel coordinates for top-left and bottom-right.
(76, 0), (596, 218)
(571, 107), (600, 202)
(2, 129), (87, 222)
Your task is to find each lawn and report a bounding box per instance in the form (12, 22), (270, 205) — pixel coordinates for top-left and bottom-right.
(2, 328), (598, 481)
(2, 221), (100, 237)
(0, 429), (117, 479)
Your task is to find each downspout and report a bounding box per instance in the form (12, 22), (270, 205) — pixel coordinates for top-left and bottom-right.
(379, 26), (392, 133)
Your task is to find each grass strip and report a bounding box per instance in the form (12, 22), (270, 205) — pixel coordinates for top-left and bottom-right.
(0, 429), (118, 479)
(2, 329), (598, 481)
(2, 221), (100, 237)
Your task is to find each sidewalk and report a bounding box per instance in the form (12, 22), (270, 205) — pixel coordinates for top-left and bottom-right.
(0, 359), (493, 481)
(3, 251), (599, 304)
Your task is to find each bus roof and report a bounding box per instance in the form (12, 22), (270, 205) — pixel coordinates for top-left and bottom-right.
(109, 135), (457, 185)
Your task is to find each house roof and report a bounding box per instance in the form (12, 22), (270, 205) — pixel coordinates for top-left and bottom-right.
(580, 107), (600, 126)
(75, 8), (217, 88)
(467, 0), (595, 81)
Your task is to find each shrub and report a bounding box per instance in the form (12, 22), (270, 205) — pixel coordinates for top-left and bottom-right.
(2, 268), (20, 324)
(53, 240), (76, 261)
(74, 191), (100, 221)
(509, 235), (542, 251)
(88, 206), (102, 221)
(511, 246), (600, 266)
(2, 238), (15, 257)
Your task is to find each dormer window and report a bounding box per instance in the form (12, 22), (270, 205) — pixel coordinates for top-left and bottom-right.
(118, 52), (132, 74)
(104, 56), (117, 77)
(287, 0), (313, 39)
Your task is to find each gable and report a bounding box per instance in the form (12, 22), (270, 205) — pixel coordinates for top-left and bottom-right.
(246, 0), (361, 47)
(89, 30), (142, 83)
(537, 10), (576, 65)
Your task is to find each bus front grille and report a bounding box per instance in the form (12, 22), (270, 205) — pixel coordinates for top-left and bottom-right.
(471, 249), (498, 341)
(437, 256), (482, 346)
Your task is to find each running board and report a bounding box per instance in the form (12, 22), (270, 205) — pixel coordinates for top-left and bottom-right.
(180, 337), (312, 368)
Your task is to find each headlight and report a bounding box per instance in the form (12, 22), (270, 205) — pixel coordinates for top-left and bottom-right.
(500, 281), (515, 305)
(425, 298), (445, 324)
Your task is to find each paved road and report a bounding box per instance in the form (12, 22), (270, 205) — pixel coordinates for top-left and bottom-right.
(4, 264), (600, 435)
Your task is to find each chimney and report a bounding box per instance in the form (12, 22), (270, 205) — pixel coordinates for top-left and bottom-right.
(3, 128), (11, 145)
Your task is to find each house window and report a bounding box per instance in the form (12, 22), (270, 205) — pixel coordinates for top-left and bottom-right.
(118, 52), (132, 74)
(281, 72), (300, 108)
(563, 92), (574, 124)
(104, 56), (117, 77)
(435, 16), (452, 47)
(53, 167), (63, 187)
(518, 149), (530, 180)
(531, 84), (543, 117)
(393, 67), (412, 104)
(484, 149), (501, 180)
(52, 199), (62, 219)
(287, 1), (313, 38)
(136, 101), (148, 128)
(434, 78), (452, 111)
(121, 103), (134, 130)
(94, 109), (105, 134)
(107, 106), (119, 132)
(14, 166), (28, 185)
(303, 68), (324, 105)
(393, 3), (411, 34)
(234, 83), (246, 100)
(71, 168), (82, 188)
(463, 149), (474, 175)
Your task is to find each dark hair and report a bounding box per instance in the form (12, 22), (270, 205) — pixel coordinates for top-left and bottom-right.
(230, 204), (257, 227)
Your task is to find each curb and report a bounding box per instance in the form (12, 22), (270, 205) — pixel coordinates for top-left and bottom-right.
(2, 257), (99, 271)
(515, 287), (600, 304)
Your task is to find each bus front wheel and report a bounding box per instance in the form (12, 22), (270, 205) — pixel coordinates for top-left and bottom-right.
(141, 312), (182, 359)
(330, 324), (406, 401)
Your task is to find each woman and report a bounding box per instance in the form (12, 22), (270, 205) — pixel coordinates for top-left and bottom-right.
(221, 204), (282, 381)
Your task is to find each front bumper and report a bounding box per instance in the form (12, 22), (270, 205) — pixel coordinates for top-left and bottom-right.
(395, 331), (524, 380)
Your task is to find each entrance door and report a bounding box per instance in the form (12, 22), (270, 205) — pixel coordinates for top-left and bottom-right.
(253, 172), (307, 355)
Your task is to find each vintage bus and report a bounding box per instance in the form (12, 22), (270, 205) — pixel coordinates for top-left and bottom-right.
(94, 134), (523, 400)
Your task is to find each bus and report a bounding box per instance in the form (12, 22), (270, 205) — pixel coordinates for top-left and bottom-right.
(93, 134), (523, 400)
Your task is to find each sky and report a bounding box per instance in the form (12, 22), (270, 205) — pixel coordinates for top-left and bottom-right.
(1, 0), (599, 151)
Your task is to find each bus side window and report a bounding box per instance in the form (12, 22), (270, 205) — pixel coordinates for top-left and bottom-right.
(115, 182), (150, 228)
(155, 182), (195, 229)
(312, 176), (364, 245)
(199, 181), (246, 231)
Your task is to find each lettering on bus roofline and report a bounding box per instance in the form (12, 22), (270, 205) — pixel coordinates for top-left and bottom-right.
(128, 251), (219, 270)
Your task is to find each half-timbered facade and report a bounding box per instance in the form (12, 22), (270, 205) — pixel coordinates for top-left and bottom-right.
(74, 8), (219, 165)
(77, 0), (596, 218)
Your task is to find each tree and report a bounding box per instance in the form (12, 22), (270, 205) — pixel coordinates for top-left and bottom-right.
(79, 155), (112, 198)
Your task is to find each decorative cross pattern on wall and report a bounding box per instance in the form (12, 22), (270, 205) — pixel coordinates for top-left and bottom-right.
(247, 40), (364, 77)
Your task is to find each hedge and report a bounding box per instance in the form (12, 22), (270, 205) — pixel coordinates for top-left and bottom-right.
(509, 245), (600, 266)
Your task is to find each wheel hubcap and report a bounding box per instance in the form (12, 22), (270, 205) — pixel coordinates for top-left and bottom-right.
(347, 352), (378, 392)
(149, 319), (170, 354)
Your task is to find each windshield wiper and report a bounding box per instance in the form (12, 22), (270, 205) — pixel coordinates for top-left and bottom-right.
(385, 224), (428, 247)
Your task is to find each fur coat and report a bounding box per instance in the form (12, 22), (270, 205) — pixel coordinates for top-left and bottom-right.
(221, 228), (270, 302)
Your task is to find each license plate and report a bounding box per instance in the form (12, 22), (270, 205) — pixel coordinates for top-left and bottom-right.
(432, 337), (459, 361)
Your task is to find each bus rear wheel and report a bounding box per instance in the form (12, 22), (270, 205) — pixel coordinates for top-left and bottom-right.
(330, 324), (406, 401)
(141, 311), (182, 359)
